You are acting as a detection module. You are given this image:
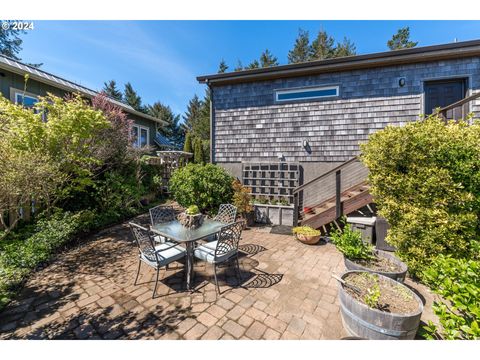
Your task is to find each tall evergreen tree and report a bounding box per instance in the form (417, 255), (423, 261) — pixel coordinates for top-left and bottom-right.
(102, 80), (123, 101)
(124, 82), (143, 112)
(334, 37), (357, 57)
(0, 25), (41, 67)
(260, 49), (279, 68)
(182, 95), (202, 132)
(234, 60), (243, 72)
(288, 29), (310, 64)
(183, 132), (193, 154)
(387, 27), (418, 50)
(148, 102), (184, 148)
(195, 89), (211, 141)
(309, 30), (335, 60)
(218, 59), (228, 73)
(193, 137), (204, 164)
(246, 60), (260, 69)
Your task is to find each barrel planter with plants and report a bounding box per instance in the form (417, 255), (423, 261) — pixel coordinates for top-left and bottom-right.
(336, 271), (423, 340)
(330, 220), (408, 282)
(292, 226), (321, 245)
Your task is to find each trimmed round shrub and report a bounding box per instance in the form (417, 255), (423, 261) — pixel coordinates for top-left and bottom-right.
(169, 163), (234, 212)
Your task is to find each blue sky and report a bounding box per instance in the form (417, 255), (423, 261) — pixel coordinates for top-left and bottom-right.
(18, 20), (480, 116)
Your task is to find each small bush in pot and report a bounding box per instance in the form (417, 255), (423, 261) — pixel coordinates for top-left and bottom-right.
(331, 220), (408, 282)
(232, 179), (254, 227)
(292, 226), (321, 245)
(179, 204), (204, 229)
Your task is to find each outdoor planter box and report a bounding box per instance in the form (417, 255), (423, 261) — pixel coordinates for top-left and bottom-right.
(254, 204), (294, 226)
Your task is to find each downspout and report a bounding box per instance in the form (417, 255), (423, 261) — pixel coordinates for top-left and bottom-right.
(207, 80), (215, 164)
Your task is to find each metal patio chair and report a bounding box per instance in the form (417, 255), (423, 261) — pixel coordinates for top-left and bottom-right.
(214, 204), (237, 224)
(129, 222), (186, 298)
(149, 205), (176, 243)
(193, 221), (244, 294)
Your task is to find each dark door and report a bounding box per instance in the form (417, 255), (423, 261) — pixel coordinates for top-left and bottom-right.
(424, 79), (466, 115)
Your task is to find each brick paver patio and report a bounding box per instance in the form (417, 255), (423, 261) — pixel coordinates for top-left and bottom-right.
(0, 214), (437, 340)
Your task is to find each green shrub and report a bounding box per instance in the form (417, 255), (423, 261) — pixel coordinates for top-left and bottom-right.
(169, 163), (234, 212)
(185, 205), (200, 215)
(360, 116), (480, 276)
(422, 256), (480, 339)
(330, 221), (374, 260)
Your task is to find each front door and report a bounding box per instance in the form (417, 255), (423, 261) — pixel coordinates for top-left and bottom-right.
(424, 79), (466, 115)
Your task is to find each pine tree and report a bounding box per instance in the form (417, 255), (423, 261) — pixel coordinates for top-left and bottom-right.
(183, 132), (193, 154)
(148, 102), (184, 148)
(195, 89), (211, 141)
(246, 60), (260, 69)
(309, 30), (335, 60)
(218, 59), (228, 73)
(102, 80), (123, 101)
(234, 60), (243, 72)
(193, 137), (204, 164)
(288, 29), (310, 64)
(124, 82), (143, 111)
(387, 27), (418, 50)
(0, 26), (24, 60)
(182, 95), (202, 133)
(260, 49), (279, 68)
(334, 37), (357, 57)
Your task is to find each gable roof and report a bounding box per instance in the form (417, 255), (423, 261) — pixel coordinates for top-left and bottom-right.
(0, 54), (166, 125)
(197, 39), (480, 86)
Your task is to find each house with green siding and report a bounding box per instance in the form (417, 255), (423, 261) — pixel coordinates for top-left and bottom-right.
(0, 54), (167, 149)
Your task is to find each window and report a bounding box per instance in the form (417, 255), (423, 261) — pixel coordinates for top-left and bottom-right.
(15, 92), (38, 108)
(131, 124), (149, 148)
(275, 85), (339, 102)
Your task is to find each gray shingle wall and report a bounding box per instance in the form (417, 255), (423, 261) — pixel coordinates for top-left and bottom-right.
(212, 57), (480, 164)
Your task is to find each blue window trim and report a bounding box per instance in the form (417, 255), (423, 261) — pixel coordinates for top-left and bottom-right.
(275, 85), (339, 102)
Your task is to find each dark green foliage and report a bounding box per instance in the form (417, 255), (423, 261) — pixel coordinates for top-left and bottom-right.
(422, 256), (480, 339)
(169, 163), (234, 213)
(330, 220), (374, 260)
(361, 116), (480, 277)
(102, 80), (123, 101)
(246, 60), (260, 69)
(0, 25), (24, 60)
(124, 82), (143, 112)
(288, 29), (311, 64)
(309, 30), (335, 60)
(148, 102), (184, 148)
(193, 137), (204, 164)
(218, 59), (228, 73)
(387, 27), (418, 50)
(183, 132), (193, 154)
(234, 60), (244, 71)
(182, 95), (202, 133)
(260, 49), (279, 68)
(334, 37), (357, 57)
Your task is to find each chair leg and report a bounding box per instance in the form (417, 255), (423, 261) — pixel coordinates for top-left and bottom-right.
(152, 267), (160, 299)
(213, 263), (220, 295)
(134, 259), (142, 285)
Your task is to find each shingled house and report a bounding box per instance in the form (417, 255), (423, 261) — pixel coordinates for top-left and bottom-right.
(0, 54), (167, 149)
(197, 40), (480, 228)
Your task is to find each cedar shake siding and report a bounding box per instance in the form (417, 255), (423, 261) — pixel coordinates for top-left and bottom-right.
(211, 57), (480, 169)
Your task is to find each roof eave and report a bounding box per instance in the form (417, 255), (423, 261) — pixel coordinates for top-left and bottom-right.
(197, 40), (480, 86)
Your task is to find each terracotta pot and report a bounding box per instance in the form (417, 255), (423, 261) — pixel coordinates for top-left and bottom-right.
(295, 233), (321, 245)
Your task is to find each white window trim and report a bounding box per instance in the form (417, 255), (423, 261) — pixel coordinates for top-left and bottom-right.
(11, 89), (39, 107)
(132, 124), (150, 148)
(275, 85), (340, 102)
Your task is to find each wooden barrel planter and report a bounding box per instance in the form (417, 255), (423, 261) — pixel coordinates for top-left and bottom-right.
(339, 271), (423, 340)
(344, 250), (408, 283)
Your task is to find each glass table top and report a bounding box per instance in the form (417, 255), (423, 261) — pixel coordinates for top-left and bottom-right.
(150, 219), (226, 243)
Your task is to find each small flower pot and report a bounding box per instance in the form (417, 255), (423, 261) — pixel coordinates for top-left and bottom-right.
(178, 212), (204, 229)
(295, 233), (321, 245)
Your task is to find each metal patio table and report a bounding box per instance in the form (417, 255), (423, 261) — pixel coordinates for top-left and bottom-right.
(150, 219), (225, 290)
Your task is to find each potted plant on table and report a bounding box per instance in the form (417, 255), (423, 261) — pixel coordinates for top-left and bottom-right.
(335, 271), (423, 340)
(178, 205), (204, 229)
(330, 220), (408, 282)
(292, 226), (321, 245)
(232, 179), (254, 227)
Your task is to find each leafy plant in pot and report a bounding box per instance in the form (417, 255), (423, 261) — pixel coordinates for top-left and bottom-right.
(232, 179), (254, 227)
(178, 205), (204, 229)
(330, 220), (408, 282)
(292, 226), (321, 245)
